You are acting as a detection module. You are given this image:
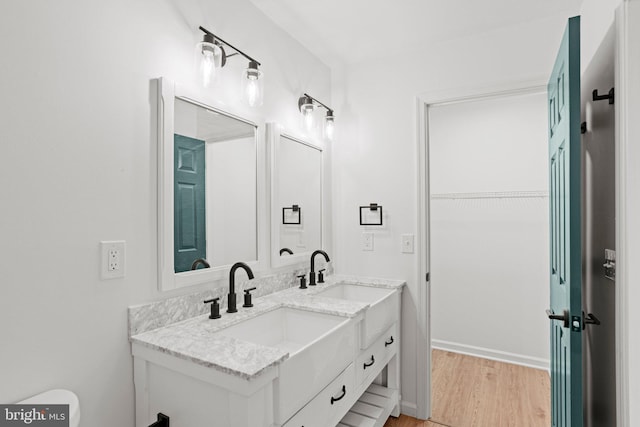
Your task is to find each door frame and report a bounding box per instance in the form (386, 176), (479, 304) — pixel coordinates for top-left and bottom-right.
(615, 3), (637, 426)
(415, 79), (548, 419)
(414, 5), (636, 422)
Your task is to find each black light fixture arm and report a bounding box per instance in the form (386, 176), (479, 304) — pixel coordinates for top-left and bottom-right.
(303, 93), (333, 113)
(199, 26), (261, 66)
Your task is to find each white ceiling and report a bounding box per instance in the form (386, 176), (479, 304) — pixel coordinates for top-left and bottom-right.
(250, 0), (583, 68)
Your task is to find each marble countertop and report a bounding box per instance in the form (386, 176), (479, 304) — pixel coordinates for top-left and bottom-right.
(130, 275), (405, 380)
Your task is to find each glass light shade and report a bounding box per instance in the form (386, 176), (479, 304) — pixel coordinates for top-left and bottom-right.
(242, 61), (263, 107)
(302, 108), (315, 131)
(298, 96), (315, 131)
(324, 114), (335, 140)
(196, 35), (223, 88)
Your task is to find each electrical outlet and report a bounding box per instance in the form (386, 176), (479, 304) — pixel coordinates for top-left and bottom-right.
(362, 232), (374, 251)
(402, 234), (415, 253)
(101, 240), (126, 279)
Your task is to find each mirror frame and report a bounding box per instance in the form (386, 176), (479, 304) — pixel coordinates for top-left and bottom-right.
(157, 77), (266, 291)
(267, 123), (326, 268)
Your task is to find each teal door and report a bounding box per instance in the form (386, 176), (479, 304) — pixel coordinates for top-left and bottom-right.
(174, 134), (206, 273)
(547, 16), (582, 427)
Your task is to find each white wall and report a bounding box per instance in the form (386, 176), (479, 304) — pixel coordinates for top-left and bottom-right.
(581, 0), (624, 72)
(277, 137), (322, 253)
(208, 136), (257, 266)
(0, 0), (330, 425)
(331, 4), (626, 413)
(429, 92), (550, 368)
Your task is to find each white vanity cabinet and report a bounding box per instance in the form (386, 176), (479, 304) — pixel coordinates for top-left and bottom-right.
(284, 321), (401, 427)
(130, 280), (403, 427)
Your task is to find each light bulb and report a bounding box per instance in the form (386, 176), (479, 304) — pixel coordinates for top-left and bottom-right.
(201, 50), (215, 87)
(325, 113), (335, 140)
(242, 61), (263, 107)
(303, 108), (314, 131)
(298, 95), (315, 131)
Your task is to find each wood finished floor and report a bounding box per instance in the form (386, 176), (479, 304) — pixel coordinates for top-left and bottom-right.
(384, 350), (550, 427)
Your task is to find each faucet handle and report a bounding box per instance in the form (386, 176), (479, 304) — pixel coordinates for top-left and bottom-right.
(203, 298), (221, 319)
(297, 274), (307, 289)
(318, 269), (326, 283)
(242, 287), (257, 308)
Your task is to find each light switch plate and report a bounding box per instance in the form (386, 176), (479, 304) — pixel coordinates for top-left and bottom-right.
(401, 234), (415, 253)
(362, 232), (374, 251)
(297, 230), (306, 248)
(101, 240), (126, 279)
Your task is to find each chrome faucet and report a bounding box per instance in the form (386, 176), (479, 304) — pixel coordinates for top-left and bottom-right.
(309, 250), (330, 286)
(227, 262), (254, 313)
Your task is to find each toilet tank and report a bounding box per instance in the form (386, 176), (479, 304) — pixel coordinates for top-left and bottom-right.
(17, 389), (80, 427)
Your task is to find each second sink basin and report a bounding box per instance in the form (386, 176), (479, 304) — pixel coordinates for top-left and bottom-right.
(215, 307), (357, 424)
(317, 283), (394, 303)
(317, 282), (399, 349)
(216, 306), (344, 354)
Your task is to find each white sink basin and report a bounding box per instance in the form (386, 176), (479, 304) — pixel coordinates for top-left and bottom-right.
(215, 307), (357, 424)
(317, 283), (393, 303)
(216, 307), (343, 354)
(317, 283), (399, 349)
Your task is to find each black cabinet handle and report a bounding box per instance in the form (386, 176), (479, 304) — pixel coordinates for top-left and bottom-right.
(330, 385), (346, 405)
(149, 413), (169, 427)
(385, 336), (394, 347)
(363, 355), (375, 369)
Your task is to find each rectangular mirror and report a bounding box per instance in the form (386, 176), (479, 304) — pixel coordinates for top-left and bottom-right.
(268, 123), (323, 267)
(158, 78), (259, 290)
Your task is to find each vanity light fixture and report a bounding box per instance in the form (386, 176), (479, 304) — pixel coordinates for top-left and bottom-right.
(198, 26), (264, 107)
(298, 93), (335, 140)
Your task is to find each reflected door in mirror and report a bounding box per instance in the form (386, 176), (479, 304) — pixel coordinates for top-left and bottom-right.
(174, 134), (207, 273)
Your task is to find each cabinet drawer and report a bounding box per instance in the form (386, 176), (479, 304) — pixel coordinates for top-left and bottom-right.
(283, 363), (355, 427)
(356, 323), (398, 386)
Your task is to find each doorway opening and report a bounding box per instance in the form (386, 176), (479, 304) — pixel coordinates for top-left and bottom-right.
(416, 82), (552, 425)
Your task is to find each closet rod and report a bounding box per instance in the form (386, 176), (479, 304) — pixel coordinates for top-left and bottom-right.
(431, 191), (548, 200)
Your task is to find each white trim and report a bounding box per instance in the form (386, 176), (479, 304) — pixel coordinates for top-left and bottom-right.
(400, 400), (417, 418)
(415, 79), (547, 420)
(415, 96), (430, 421)
(615, 3), (635, 426)
(432, 340), (550, 371)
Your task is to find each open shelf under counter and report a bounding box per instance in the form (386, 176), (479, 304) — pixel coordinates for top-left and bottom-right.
(337, 384), (399, 427)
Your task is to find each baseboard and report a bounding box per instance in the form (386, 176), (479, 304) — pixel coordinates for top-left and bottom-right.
(400, 400), (417, 418)
(432, 339), (550, 371)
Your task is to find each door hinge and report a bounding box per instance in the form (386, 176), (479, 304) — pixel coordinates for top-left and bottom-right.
(426, 272), (430, 282)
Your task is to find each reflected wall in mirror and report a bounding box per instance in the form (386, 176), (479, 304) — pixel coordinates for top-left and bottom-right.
(158, 77), (259, 290)
(268, 123), (323, 267)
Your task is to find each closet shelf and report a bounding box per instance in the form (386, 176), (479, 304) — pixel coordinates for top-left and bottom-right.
(431, 190), (548, 200)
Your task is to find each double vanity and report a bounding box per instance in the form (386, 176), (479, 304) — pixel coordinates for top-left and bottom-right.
(130, 275), (404, 427)
(136, 77), (404, 426)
